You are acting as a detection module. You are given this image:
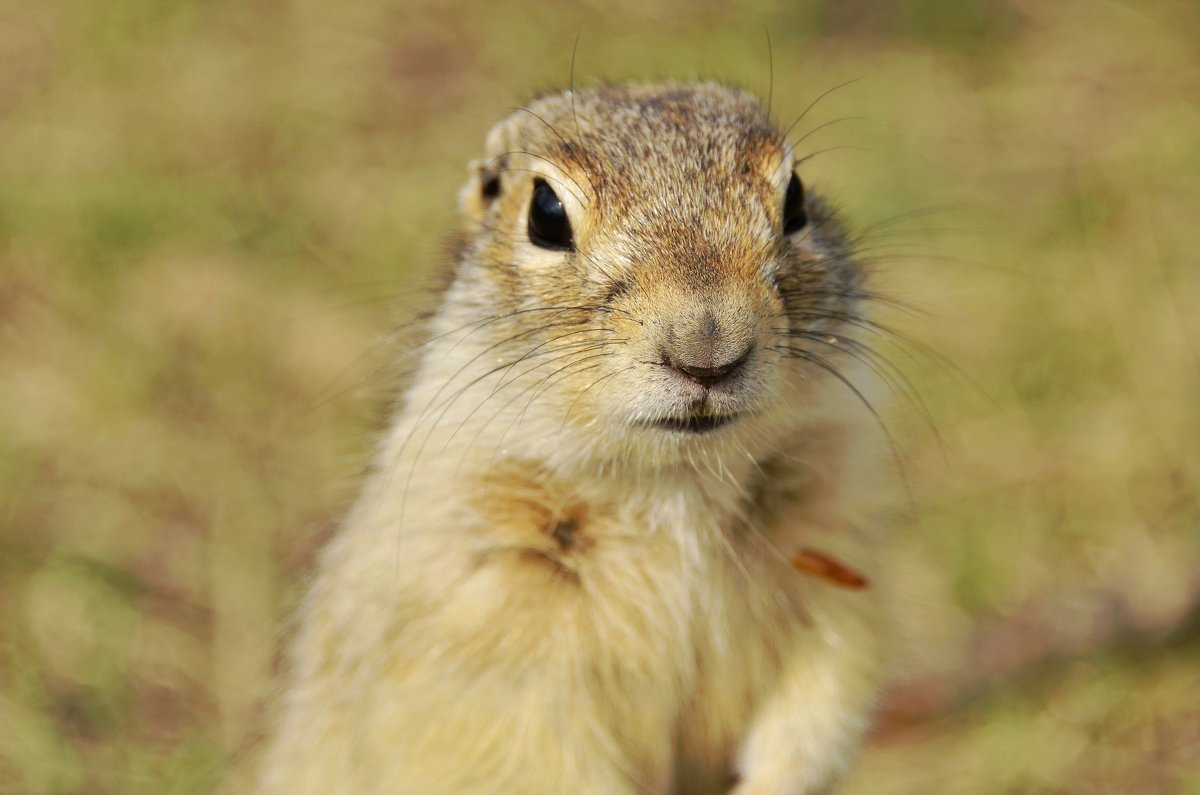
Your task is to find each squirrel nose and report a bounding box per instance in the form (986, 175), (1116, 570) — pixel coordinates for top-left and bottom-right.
(663, 344), (753, 387)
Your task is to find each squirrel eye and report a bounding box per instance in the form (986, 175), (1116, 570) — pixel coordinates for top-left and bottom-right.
(528, 180), (574, 251)
(783, 172), (807, 235)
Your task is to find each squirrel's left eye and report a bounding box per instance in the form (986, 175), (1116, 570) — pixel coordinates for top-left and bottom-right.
(783, 172), (807, 235)
(528, 180), (574, 251)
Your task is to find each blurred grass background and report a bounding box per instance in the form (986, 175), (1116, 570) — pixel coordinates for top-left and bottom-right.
(1, 0), (1198, 792)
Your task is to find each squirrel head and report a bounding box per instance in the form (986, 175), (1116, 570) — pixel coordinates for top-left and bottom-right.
(432, 82), (874, 470)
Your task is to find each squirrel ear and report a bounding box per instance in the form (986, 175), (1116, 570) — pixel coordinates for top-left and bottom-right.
(459, 113), (522, 223)
(457, 158), (501, 224)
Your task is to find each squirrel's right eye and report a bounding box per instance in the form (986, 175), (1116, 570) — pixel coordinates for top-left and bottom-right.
(528, 180), (574, 251)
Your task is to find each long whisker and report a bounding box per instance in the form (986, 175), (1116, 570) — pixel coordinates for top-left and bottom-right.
(382, 304), (613, 550)
(443, 342), (620, 455)
(559, 363), (634, 436)
(789, 116), (866, 151)
(492, 327), (618, 393)
(778, 304), (987, 401)
(774, 328), (945, 458)
(507, 108), (595, 196)
(780, 78), (862, 144)
(767, 343), (911, 491)
(455, 346), (621, 474)
(492, 161), (589, 207)
(569, 33), (582, 138)
(487, 352), (622, 464)
(850, 203), (969, 240)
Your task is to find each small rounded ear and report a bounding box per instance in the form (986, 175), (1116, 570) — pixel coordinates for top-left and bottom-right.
(457, 112), (526, 225)
(457, 157), (501, 225)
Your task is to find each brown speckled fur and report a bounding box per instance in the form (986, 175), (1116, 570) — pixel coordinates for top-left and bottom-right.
(226, 82), (897, 795)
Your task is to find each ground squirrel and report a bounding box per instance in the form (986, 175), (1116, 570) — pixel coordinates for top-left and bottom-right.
(229, 81), (898, 794)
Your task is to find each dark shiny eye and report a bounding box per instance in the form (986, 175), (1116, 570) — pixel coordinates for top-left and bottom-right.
(528, 179), (573, 251)
(783, 171), (807, 235)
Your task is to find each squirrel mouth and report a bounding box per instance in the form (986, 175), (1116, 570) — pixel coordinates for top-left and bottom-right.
(648, 412), (739, 434)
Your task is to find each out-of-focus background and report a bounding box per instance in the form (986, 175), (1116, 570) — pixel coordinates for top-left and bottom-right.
(1, 0), (1198, 792)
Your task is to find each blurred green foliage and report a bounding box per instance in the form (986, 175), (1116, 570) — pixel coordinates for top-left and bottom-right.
(1, 0), (1198, 792)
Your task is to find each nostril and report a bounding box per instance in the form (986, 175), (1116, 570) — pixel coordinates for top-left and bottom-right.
(676, 361), (738, 386)
(664, 345), (753, 387)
